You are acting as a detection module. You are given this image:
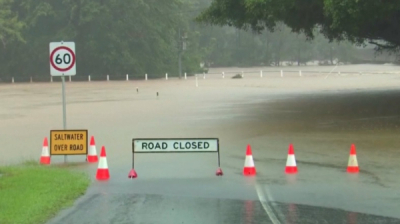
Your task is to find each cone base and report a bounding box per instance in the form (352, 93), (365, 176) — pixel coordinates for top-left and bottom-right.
(128, 169), (137, 179)
(96, 169), (110, 180)
(40, 156), (50, 165)
(347, 166), (359, 173)
(243, 167), (256, 176)
(216, 167), (223, 176)
(285, 166), (298, 174)
(87, 155), (98, 163)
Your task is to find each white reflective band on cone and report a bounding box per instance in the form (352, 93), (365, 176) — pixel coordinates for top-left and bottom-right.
(42, 147), (49, 156)
(98, 157), (108, 169)
(286, 155), (296, 166)
(88, 145), (96, 155)
(244, 155), (255, 167)
(348, 155), (358, 166)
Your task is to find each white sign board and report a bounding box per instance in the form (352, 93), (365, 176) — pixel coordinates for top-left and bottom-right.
(49, 42), (76, 76)
(133, 138), (219, 152)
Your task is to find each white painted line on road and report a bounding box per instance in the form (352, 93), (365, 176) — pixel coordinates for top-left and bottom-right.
(255, 184), (281, 224)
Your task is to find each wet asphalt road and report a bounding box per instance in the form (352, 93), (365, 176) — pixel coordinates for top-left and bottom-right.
(46, 193), (400, 224)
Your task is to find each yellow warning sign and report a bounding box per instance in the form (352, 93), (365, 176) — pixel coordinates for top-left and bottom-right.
(50, 130), (88, 155)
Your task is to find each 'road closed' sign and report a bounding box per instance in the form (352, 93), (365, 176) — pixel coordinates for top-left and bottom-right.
(133, 138), (219, 152)
(50, 130), (88, 155)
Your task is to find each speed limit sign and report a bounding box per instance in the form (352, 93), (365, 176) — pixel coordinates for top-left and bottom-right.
(49, 42), (76, 76)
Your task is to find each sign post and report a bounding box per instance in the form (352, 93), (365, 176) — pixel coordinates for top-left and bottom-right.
(50, 41), (76, 163)
(130, 138), (222, 178)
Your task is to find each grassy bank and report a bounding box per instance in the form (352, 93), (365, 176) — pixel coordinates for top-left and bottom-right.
(0, 161), (90, 224)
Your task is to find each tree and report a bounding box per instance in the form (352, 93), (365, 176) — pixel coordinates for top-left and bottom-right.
(197, 0), (400, 51)
(0, 0), (24, 49)
(0, 0), (206, 79)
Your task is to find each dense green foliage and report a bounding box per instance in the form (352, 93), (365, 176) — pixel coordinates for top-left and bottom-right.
(0, 0), (207, 80)
(0, 0), (362, 81)
(197, 0), (400, 51)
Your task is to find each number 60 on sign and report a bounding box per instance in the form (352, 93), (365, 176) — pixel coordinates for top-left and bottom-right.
(49, 42), (76, 76)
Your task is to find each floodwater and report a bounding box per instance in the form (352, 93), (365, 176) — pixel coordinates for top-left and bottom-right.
(1, 64), (400, 223)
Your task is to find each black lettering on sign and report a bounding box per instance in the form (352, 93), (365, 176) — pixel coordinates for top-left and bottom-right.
(173, 142), (178, 149)
(142, 143), (148, 149)
(70, 144), (83, 151)
(154, 143), (161, 149)
(54, 144), (68, 151)
(185, 142), (191, 149)
(198, 142), (203, 149)
(80, 134), (83, 140)
(204, 142), (210, 149)
(191, 142), (197, 149)
(148, 143), (154, 149)
(162, 142), (168, 149)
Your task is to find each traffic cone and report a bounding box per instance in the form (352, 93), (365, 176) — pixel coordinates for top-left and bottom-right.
(96, 146), (110, 180)
(285, 144), (298, 174)
(87, 136), (98, 163)
(347, 144), (359, 173)
(40, 137), (50, 165)
(243, 145), (256, 176)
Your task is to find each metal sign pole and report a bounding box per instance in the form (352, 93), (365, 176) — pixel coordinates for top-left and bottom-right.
(61, 74), (67, 163)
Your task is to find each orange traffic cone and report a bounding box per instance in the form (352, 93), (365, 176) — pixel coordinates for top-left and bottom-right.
(40, 137), (50, 165)
(96, 146), (110, 180)
(347, 144), (359, 173)
(87, 136), (98, 163)
(285, 144), (298, 174)
(243, 145), (256, 176)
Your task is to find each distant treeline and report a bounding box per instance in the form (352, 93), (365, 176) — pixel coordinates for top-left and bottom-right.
(0, 0), (389, 80)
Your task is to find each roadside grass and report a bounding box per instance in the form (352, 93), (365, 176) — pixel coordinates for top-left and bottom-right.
(0, 160), (90, 224)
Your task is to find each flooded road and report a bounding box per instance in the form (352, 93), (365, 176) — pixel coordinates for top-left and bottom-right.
(1, 65), (400, 223)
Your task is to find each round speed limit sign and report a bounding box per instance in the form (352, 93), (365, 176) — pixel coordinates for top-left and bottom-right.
(49, 42), (76, 76)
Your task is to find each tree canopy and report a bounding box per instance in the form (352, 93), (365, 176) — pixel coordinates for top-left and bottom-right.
(197, 0), (400, 51)
(0, 0), (385, 81)
(0, 0), (208, 80)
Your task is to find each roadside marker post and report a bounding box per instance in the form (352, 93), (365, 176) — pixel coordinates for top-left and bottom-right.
(49, 41), (76, 163)
(129, 138), (223, 178)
